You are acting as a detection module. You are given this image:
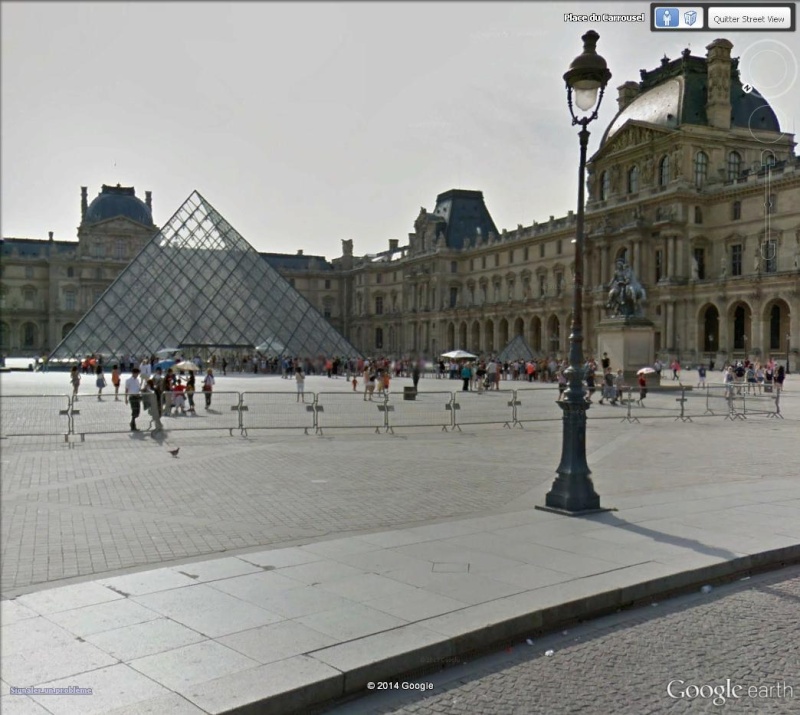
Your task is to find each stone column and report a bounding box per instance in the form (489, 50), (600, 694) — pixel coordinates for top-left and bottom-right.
(669, 236), (678, 279)
(634, 240), (643, 278)
(665, 301), (675, 352)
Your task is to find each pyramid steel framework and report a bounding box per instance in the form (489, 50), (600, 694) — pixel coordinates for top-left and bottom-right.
(497, 334), (537, 363)
(49, 191), (361, 360)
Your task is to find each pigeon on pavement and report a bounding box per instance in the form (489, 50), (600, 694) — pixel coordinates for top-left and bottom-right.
(169, 448), (180, 458)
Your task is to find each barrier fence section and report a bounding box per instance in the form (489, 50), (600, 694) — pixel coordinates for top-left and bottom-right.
(514, 386), (563, 425)
(383, 391), (453, 432)
(314, 392), (386, 434)
(1, 386), (795, 441)
(0, 395), (71, 440)
(158, 391), (241, 435)
(451, 389), (517, 430)
(240, 391), (316, 435)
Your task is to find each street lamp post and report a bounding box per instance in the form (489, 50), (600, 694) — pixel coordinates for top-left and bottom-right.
(539, 30), (613, 515)
(787, 332), (791, 374)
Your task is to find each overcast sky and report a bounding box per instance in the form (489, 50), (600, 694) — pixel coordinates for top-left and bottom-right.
(2, 2), (797, 258)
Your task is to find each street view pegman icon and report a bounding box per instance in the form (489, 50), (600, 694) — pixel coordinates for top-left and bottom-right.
(655, 8), (680, 28)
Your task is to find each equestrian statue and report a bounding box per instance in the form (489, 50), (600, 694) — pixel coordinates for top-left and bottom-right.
(606, 258), (646, 318)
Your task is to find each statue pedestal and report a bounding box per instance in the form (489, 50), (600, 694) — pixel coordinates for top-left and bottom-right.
(596, 317), (655, 382)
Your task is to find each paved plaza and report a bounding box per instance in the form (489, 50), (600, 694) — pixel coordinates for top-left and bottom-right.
(1, 370), (798, 713)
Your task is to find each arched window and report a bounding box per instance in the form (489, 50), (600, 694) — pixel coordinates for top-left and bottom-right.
(727, 151), (741, 180)
(600, 171), (609, 200)
(694, 151), (709, 187)
(21, 322), (37, 348)
(658, 155), (670, 186)
(61, 323), (75, 339)
(375, 327), (383, 349)
(627, 165), (639, 194)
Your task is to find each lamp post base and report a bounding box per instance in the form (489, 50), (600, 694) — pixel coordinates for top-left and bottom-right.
(535, 504), (616, 517)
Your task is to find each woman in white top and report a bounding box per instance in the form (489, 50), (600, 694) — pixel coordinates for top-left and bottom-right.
(295, 367), (305, 403)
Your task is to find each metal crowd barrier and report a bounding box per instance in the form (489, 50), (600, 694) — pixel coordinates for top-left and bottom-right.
(0, 385), (794, 441)
(0, 395), (71, 440)
(240, 391), (316, 435)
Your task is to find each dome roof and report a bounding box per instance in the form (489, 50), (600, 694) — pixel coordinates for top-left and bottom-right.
(601, 48), (781, 145)
(84, 184), (153, 226)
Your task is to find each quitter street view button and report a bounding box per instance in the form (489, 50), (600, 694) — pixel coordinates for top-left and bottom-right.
(708, 6), (792, 29)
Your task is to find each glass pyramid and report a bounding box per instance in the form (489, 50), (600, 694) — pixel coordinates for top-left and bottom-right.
(50, 191), (361, 361)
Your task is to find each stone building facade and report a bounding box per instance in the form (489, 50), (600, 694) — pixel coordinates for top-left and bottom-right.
(2, 39), (798, 369)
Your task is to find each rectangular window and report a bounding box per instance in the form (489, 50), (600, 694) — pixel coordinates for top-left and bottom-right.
(67, 267), (75, 278)
(449, 287), (458, 308)
(524, 247), (529, 261)
(693, 248), (706, 279)
(375, 327), (383, 349)
(555, 273), (563, 296)
(65, 290), (76, 311)
(93, 289), (103, 303)
(764, 240), (777, 273)
(539, 244), (545, 258)
(539, 274), (546, 297)
(114, 241), (126, 260)
(24, 288), (35, 305)
(25, 266), (34, 279)
(481, 256), (486, 269)
(324, 279), (331, 289)
(556, 240), (562, 255)
(655, 250), (663, 282)
(376, 273), (382, 284)
(508, 250), (514, 264)
(731, 244), (742, 276)
(494, 254), (499, 267)
(732, 201), (741, 220)
(470, 259), (474, 271)
(289, 278), (295, 287)
(450, 261), (457, 273)
(375, 296), (383, 315)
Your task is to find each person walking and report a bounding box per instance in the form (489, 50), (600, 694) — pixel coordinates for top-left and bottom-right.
(637, 372), (647, 406)
(125, 367), (143, 431)
(461, 362), (471, 392)
(186, 373), (196, 413)
(295, 366), (305, 403)
(671, 359), (681, 380)
(142, 378), (163, 432)
(202, 368), (215, 409)
(599, 367), (614, 404)
(111, 365), (121, 401)
(70, 365), (81, 400)
(697, 363), (707, 389)
(95, 364), (107, 400)
(775, 365), (786, 398)
(412, 362), (421, 392)
(585, 366), (596, 402)
(613, 369), (625, 405)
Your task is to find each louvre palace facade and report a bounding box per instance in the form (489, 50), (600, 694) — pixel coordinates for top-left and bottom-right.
(2, 39), (799, 369)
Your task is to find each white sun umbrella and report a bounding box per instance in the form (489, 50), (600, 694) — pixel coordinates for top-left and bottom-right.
(637, 366), (657, 375)
(441, 349), (477, 360)
(174, 360), (200, 371)
(155, 347), (181, 357)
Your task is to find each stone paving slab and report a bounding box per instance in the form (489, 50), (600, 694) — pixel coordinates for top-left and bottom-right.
(2, 474), (798, 715)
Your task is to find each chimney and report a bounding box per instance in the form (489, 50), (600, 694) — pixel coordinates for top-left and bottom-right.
(617, 81), (640, 111)
(145, 190), (152, 211)
(389, 239), (399, 251)
(48, 231), (54, 241)
(297, 249), (303, 255)
(705, 38), (733, 130)
(81, 186), (88, 219)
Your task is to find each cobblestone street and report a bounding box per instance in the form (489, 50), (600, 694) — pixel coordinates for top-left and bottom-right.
(335, 566), (800, 715)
